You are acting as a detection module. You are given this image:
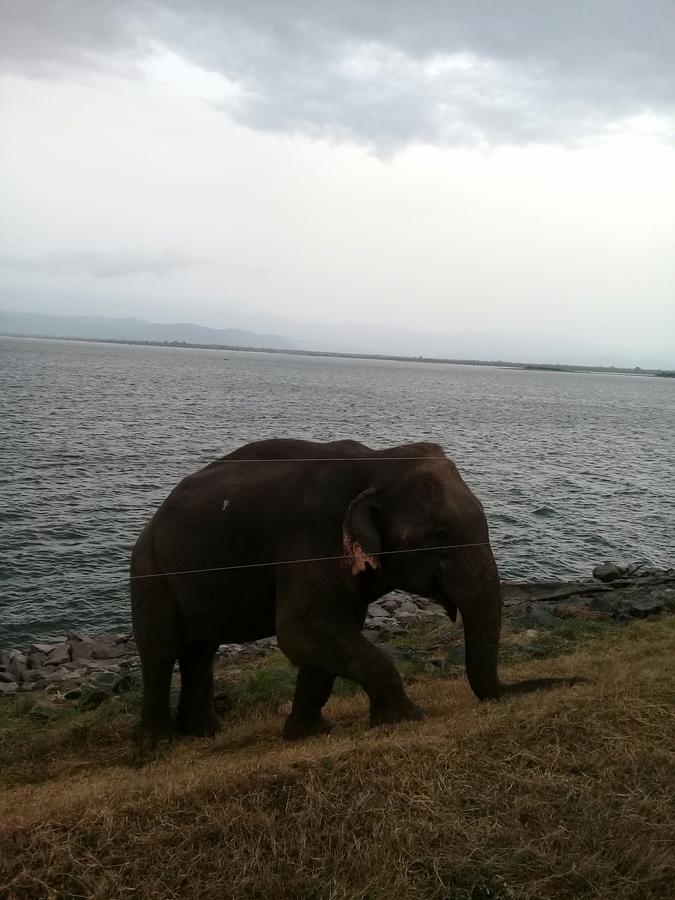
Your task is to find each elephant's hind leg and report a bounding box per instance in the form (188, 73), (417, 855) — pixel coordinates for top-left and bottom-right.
(132, 574), (181, 746)
(176, 641), (220, 737)
(283, 665), (336, 740)
(136, 653), (176, 746)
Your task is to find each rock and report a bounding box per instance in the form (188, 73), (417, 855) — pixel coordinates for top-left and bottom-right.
(397, 598), (419, 614)
(45, 666), (71, 684)
(593, 561), (624, 583)
(0, 649), (28, 680)
(503, 581), (611, 605)
(46, 643), (71, 665)
(377, 620), (403, 632)
(628, 596), (665, 618)
(380, 599), (400, 612)
(71, 639), (121, 662)
(30, 642), (62, 655)
(0, 649), (27, 667)
(0, 671), (16, 683)
(83, 659), (121, 672)
(27, 652), (48, 669)
(64, 687), (82, 700)
(19, 670), (44, 684)
(79, 687), (111, 710)
(514, 604), (560, 629)
(0, 681), (19, 694)
(112, 672), (141, 694)
(26, 667), (51, 681)
(66, 630), (84, 642)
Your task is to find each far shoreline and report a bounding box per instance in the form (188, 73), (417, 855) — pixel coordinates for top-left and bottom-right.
(2, 332), (673, 378)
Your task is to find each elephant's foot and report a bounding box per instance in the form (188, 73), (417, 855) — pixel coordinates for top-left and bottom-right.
(134, 713), (173, 749)
(282, 712), (333, 741)
(369, 699), (425, 728)
(176, 705), (220, 738)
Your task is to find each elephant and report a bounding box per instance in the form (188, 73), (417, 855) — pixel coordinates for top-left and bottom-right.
(131, 438), (580, 743)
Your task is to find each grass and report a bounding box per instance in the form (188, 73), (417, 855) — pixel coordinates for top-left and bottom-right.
(0, 615), (674, 899)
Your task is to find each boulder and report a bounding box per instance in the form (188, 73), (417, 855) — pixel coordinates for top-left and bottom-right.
(0, 649), (28, 678)
(593, 561), (624, 583)
(45, 666), (71, 684)
(628, 596), (665, 618)
(27, 652), (48, 669)
(112, 672), (141, 694)
(84, 662), (121, 675)
(18, 670), (44, 684)
(46, 644), (71, 665)
(396, 598), (419, 614)
(71, 639), (122, 663)
(0, 681), (19, 694)
(79, 686), (111, 710)
(380, 599), (400, 612)
(513, 604), (560, 629)
(30, 642), (62, 655)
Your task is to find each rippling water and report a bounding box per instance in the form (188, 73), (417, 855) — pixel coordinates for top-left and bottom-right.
(1, 336), (673, 645)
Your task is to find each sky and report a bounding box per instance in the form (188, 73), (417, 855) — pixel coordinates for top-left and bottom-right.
(1, 1), (674, 366)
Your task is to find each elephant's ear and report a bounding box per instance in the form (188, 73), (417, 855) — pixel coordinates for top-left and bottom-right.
(343, 488), (382, 575)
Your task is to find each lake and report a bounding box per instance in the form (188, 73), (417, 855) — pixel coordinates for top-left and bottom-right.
(1, 336), (673, 645)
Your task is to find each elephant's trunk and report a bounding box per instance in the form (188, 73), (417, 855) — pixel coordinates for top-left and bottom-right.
(441, 546), (503, 700)
(440, 548), (583, 701)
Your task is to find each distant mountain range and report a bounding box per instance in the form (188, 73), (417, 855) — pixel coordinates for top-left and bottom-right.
(0, 310), (294, 350)
(2, 309), (673, 371)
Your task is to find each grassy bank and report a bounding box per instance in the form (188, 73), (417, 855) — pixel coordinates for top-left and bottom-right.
(1, 615), (674, 899)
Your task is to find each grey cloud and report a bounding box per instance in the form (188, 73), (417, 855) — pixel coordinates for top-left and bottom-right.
(0, 0), (148, 76)
(0, 249), (195, 278)
(2, 1), (674, 147)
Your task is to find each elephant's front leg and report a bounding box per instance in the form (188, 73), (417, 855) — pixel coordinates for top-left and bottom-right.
(278, 618), (423, 731)
(340, 632), (425, 728)
(283, 665), (336, 740)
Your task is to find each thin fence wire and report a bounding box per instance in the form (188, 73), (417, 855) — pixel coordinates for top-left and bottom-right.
(207, 456), (451, 462)
(129, 541), (489, 580)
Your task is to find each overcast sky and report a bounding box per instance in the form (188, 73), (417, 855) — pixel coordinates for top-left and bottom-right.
(1, 1), (674, 365)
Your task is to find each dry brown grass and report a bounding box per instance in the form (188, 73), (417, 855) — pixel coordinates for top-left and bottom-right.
(1, 618), (674, 899)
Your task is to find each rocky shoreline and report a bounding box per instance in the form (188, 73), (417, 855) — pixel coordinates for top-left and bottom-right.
(1, 562), (672, 707)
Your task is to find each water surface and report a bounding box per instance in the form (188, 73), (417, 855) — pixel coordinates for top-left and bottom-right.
(1, 336), (673, 645)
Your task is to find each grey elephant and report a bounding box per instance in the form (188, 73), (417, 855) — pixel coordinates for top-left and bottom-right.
(131, 439), (579, 742)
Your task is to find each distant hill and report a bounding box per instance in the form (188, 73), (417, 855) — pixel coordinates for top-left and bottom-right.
(0, 310), (294, 350)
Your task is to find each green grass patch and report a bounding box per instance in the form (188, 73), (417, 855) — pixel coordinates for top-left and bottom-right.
(504, 615), (628, 663)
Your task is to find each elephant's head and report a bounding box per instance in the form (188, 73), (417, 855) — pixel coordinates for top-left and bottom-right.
(344, 457), (582, 701)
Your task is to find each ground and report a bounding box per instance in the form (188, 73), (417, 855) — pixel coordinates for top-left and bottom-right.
(0, 613), (673, 899)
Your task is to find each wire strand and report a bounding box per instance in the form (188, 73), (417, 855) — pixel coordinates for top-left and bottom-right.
(209, 456), (452, 462)
(129, 541), (488, 580)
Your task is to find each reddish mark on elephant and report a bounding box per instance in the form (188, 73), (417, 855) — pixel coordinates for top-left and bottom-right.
(343, 528), (379, 576)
